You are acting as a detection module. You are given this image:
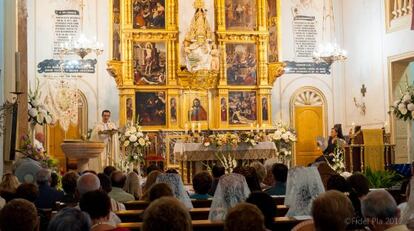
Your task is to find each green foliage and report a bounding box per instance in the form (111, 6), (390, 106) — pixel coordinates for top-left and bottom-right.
(364, 167), (403, 189)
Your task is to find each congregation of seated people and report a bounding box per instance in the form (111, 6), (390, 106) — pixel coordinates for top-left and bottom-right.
(0, 162), (413, 231)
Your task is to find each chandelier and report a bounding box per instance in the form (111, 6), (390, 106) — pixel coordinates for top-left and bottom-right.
(312, 0), (347, 65)
(60, 34), (103, 59)
(59, 0), (103, 59)
(313, 42), (347, 65)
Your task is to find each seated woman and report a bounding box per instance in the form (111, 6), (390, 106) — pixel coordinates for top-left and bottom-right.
(155, 173), (193, 209)
(190, 172), (213, 200)
(315, 124), (345, 163)
(209, 173), (251, 221)
(79, 190), (129, 231)
(141, 170), (162, 201)
(284, 167), (325, 217)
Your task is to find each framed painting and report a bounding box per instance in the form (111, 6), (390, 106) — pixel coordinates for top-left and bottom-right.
(135, 91), (166, 126)
(225, 0), (257, 30)
(226, 43), (257, 86)
(261, 97), (269, 121)
(133, 42), (166, 85)
(126, 97), (134, 122)
(187, 93), (208, 122)
(220, 97), (227, 122)
(229, 91), (257, 124)
(132, 0), (165, 29)
(112, 0), (121, 60)
(170, 97), (177, 123)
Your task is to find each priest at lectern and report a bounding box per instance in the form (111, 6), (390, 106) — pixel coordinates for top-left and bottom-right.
(89, 110), (120, 172)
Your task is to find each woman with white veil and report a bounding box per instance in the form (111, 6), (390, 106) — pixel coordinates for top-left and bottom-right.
(284, 166), (325, 217)
(155, 173), (193, 209)
(208, 173), (251, 221)
(400, 178), (414, 228)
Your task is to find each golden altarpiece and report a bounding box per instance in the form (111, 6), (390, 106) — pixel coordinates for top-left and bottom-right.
(107, 0), (284, 169)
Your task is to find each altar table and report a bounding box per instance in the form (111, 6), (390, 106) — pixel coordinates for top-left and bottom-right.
(173, 142), (277, 183)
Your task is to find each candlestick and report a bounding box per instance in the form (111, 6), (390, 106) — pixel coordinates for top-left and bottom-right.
(184, 123), (189, 134)
(197, 122), (201, 133)
(15, 52), (20, 92)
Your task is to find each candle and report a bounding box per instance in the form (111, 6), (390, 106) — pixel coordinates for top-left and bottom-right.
(184, 123), (189, 134)
(262, 124), (266, 134)
(351, 122), (355, 133)
(256, 124), (260, 133)
(15, 52), (20, 92)
(197, 122), (201, 133)
(250, 123), (254, 132)
(191, 123), (195, 133)
(384, 121), (389, 133)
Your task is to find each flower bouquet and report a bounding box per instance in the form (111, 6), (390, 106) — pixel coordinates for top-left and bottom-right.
(391, 84), (414, 121)
(119, 123), (151, 165)
(239, 131), (261, 146)
(17, 134), (58, 170)
(326, 142), (346, 174)
(268, 122), (297, 164)
(28, 81), (54, 126)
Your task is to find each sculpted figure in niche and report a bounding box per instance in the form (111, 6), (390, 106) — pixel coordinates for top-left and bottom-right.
(183, 0), (219, 73)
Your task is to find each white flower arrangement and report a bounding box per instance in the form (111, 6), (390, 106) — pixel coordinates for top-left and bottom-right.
(391, 84), (414, 121)
(326, 144), (346, 174)
(28, 81), (54, 126)
(214, 152), (238, 174)
(269, 122), (297, 144)
(119, 123), (151, 164)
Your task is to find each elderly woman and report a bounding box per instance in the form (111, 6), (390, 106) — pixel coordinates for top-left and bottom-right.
(284, 166), (325, 216)
(209, 173), (251, 221)
(155, 173), (193, 209)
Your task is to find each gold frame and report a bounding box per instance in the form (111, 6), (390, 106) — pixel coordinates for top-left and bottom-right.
(109, 0), (284, 131)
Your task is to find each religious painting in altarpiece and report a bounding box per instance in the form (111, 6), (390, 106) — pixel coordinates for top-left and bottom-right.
(108, 0), (284, 131)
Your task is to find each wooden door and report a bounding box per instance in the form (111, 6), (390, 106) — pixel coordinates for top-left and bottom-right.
(48, 124), (81, 171)
(295, 106), (324, 166)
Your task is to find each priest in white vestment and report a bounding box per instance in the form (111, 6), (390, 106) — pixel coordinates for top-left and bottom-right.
(89, 110), (120, 172)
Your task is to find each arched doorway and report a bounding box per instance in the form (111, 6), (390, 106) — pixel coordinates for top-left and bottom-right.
(291, 88), (327, 166)
(389, 52), (414, 163)
(47, 91), (88, 171)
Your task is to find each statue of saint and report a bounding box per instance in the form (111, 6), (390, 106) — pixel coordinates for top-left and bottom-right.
(183, 0), (219, 73)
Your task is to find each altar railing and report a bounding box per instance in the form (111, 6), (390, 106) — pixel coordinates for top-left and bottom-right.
(344, 144), (396, 172)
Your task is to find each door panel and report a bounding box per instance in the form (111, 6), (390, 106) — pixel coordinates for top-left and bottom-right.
(48, 123), (80, 172)
(295, 106), (323, 166)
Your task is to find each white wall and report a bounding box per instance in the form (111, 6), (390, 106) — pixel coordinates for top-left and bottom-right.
(341, 0), (414, 131)
(273, 0), (414, 138)
(27, 0), (119, 130)
(272, 0), (345, 134)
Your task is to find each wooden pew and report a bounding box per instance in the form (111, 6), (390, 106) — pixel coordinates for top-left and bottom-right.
(272, 196), (285, 205)
(124, 199), (213, 210)
(118, 217), (306, 231)
(124, 196), (285, 210)
(116, 206), (289, 223)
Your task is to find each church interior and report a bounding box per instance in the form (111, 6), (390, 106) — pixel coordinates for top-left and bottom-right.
(0, 0), (414, 230)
